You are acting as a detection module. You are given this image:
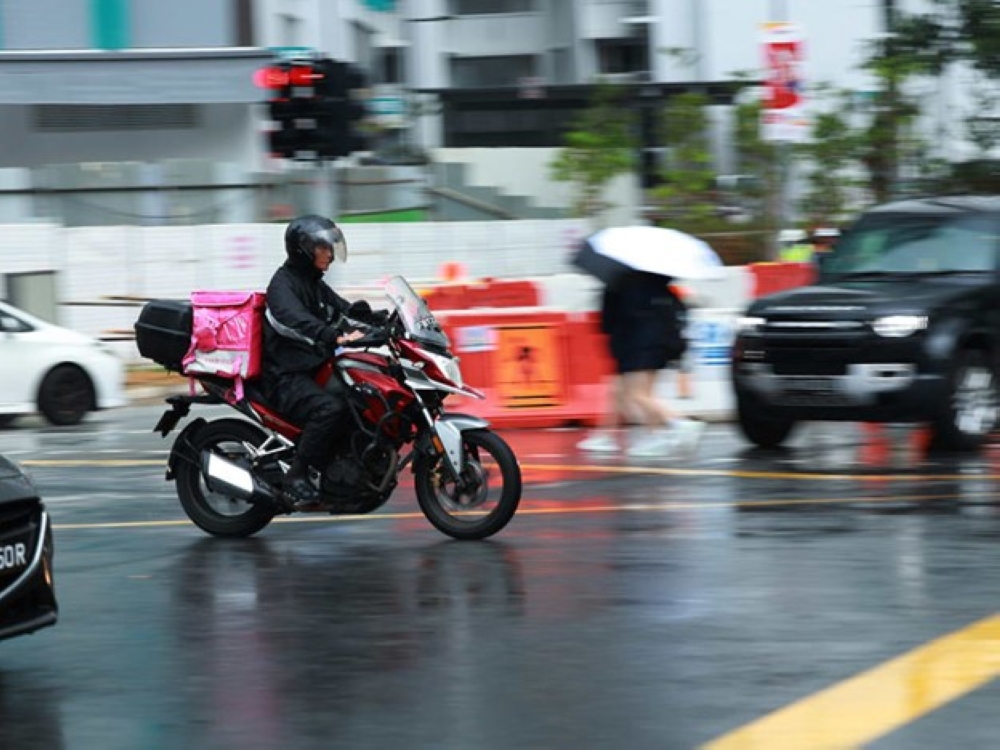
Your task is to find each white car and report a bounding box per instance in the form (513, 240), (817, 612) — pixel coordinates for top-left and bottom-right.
(0, 300), (126, 427)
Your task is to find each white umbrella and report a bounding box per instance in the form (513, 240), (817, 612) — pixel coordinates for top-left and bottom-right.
(573, 226), (725, 286)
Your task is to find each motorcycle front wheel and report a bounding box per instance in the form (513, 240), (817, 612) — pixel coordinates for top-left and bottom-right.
(413, 428), (522, 540)
(174, 418), (276, 538)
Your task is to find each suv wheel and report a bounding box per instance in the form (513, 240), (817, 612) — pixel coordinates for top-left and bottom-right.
(736, 393), (796, 448)
(931, 349), (999, 451)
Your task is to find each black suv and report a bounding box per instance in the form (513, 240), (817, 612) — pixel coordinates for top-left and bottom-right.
(732, 195), (1000, 451)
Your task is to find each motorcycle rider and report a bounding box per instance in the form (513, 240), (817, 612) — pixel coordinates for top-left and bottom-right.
(260, 214), (382, 509)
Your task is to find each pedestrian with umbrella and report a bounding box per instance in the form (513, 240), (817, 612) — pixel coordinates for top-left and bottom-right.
(573, 226), (723, 457)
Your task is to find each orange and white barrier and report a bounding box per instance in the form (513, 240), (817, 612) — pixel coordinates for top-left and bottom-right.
(438, 308), (611, 428)
(747, 262), (816, 298)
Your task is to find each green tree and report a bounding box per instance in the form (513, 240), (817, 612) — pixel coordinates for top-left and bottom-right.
(731, 96), (777, 225)
(888, 0), (1000, 77)
(858, 34), (925, 202)
(795, 87), (864, 226)
(858, 0), (1000, 199)
(549, 85), (636, 218)
(648, 92), (718, 227)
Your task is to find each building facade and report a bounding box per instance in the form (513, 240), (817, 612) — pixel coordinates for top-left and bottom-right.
(0, 0), (970, 225)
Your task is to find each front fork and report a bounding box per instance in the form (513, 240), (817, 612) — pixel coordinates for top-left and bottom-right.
(421, 411), (490, 480)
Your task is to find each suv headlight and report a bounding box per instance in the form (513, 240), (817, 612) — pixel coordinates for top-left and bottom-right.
(736, 316), (765, 334)
(872, 315), (928, 337)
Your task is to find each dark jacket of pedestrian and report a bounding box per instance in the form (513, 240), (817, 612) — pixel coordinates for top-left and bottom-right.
(600, 272), (687, 374)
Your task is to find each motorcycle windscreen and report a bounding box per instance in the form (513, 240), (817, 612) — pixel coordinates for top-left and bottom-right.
(384, 276), (450, 350)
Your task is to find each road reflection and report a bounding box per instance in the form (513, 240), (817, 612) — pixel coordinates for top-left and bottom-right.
(0, 670), (67, 749)
(167, 537), (526, 746)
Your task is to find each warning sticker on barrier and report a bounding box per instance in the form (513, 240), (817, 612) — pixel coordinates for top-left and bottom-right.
(495, 325), (563, 408)
(454, 325), (498, 353)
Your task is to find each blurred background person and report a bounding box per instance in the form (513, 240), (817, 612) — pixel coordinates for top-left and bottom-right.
(578, 271), (703, 457)
(667, 282), (695, 400)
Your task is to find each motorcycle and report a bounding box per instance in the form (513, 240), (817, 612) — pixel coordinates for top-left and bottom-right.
(150, 275), (522, 540)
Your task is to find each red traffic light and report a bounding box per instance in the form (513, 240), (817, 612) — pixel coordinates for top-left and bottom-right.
(288, 65), (316, 87)
(254, 63), (318, 89)
(254, 66), (288, 89)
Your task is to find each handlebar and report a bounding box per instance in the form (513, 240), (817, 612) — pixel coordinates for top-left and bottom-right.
(343, 328), (390, 349)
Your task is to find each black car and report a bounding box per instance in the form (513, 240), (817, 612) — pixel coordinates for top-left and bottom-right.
(0, 454), (57, 641)
(732, 195), (1000, 451)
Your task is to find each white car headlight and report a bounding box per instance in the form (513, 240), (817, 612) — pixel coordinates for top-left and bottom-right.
(872, 315), (928, 337)
(736, 316), (765, 334)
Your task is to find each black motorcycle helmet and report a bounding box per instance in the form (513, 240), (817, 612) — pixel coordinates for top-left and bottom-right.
(284, 214), (348, 268)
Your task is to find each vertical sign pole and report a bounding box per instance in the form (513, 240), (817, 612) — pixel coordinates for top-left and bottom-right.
(761, 9), (805, 261)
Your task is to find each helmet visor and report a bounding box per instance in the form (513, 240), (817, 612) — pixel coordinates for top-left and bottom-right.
(314, 227), (348, 263)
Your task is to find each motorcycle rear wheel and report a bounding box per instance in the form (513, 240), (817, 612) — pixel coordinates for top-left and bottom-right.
(414, 428), (521, 540)
(175, 419), (276, 538)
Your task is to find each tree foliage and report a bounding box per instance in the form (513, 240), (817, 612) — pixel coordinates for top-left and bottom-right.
(795, 89), (864, 226)
(648, 92), (718, 226)
(549, 84), (636, 218)
(889, 0), (1000, 77)
(732, 96), (777, 222)
(867, 0), (1000, 197)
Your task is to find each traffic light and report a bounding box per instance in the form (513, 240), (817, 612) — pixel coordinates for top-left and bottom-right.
(258, 60), (322, 159)
(256, 58), (369, 161)
(312, 59), (370, 159)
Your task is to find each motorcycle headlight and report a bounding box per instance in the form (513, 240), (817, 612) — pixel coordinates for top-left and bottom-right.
(428, 351), (463, 387)
(736, 316), (765, 334)
(444, 357), (463, 387)
(872, 315), (928, 337)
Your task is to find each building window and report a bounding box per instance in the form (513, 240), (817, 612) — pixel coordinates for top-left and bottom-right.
(451, 0), (536, 15)
(234, 0), (254, 46)
(595, 37), (649, 75)
(376, 47), (403, 85)
(451, 55), (535, 87)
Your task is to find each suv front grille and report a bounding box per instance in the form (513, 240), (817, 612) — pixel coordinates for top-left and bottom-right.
(770, 361), (847, 376)
(763, 320), (867, 332)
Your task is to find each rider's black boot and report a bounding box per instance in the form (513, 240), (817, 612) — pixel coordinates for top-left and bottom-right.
(283, 458), (321, 510)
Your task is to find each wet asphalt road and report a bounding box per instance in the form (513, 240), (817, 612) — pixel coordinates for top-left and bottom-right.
(4, 406), (1000, 748)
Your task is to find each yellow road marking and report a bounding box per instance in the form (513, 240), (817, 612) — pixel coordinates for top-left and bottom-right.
(522, 461), (1000, 482)
(20, 457), (1000, 484)
(703, 613), (1000, 749)
(50, 489), (997, 531)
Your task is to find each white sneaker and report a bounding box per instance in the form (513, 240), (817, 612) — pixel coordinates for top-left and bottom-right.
(577, 431), (619, 453)
(626, 429), (674, 458)
(670, 419), (706, 451)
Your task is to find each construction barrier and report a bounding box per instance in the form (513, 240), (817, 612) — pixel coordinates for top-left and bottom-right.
(421, 278), (540, 311)
(437, 308), (611, 429)
(434, 305), (741, 429)
(748, 262), (816, 298)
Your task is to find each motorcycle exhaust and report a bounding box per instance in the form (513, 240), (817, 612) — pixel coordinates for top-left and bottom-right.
(201, 450), (278, 506)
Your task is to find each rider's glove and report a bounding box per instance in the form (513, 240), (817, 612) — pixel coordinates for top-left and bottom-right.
(319, 325), (341, 347)
(348, 300), (390, 326)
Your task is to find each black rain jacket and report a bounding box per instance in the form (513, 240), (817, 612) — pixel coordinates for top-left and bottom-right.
(600, 272), (687, 361)
(262, 257), (354, 376)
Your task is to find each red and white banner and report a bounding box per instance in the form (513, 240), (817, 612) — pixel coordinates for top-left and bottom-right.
(761, 22), (808, 142)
